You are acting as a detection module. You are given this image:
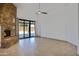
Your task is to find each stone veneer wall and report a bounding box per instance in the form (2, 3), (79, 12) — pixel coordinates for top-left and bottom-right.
(0, 25), (1, 47)
(0, 3), (18, 48)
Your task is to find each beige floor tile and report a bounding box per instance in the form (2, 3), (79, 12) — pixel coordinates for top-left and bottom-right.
(0, 37), (77, 56)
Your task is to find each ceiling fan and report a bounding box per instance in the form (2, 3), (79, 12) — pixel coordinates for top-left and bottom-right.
(37, 3), (47, 15)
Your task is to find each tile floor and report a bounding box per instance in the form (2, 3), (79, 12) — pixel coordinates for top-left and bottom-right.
(0, 37), (77, 56)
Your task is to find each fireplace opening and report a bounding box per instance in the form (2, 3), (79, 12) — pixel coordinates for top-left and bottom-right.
(4, 29), (11, 37)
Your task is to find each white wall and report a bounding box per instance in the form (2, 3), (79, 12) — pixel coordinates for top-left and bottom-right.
(36, 3), (78, 46)
(15, 3), (38, 20)
(77, 3), (79, 54)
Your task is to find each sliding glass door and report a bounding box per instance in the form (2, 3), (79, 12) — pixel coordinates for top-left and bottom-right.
(19, 19), (36, 39)
(30, 21), (35, 37)
(25, 21), (29, 38)
(19, 20), (25, 38)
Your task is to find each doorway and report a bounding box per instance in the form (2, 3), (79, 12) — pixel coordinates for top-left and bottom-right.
(19, 19), (36, 39)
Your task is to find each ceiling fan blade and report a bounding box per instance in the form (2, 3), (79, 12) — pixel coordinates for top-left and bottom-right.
(41, 12), (47, 14)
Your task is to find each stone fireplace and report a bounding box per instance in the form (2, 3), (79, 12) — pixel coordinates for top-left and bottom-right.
(0, 3), (18, 48)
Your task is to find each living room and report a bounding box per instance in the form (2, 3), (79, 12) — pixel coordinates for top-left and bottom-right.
(0, 3), (79, 56)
